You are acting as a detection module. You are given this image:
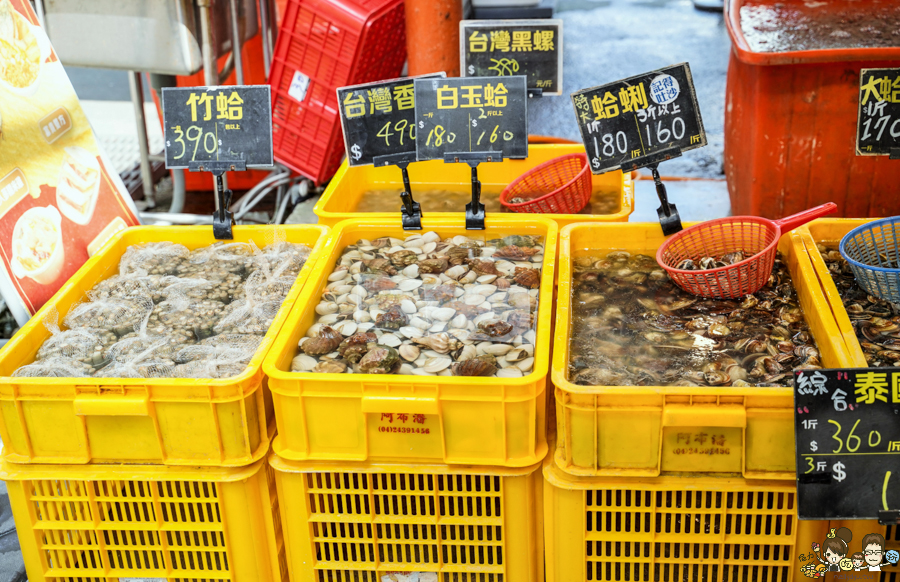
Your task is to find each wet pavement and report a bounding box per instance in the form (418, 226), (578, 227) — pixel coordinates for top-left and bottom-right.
(528, 0), (730, 179)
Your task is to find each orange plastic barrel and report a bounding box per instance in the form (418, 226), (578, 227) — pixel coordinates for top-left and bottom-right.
(405, 0), (462, 77)
(724, 0), (900, 219)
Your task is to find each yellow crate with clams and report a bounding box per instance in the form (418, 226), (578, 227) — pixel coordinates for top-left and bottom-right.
(270, 453), (543, 582)
(263, 216), (557, 467)
(551, 221), (852, 479)
(795, 218), (879, 367)
(313, 144), (634, 228)
(542, 445), (828, 582)
(2, 456), (285, 582)
(0, 225), (329, 466)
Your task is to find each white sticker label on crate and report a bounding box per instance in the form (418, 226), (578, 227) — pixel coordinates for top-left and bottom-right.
(288, 71), (311, 103)
(120, 578), (165, 582)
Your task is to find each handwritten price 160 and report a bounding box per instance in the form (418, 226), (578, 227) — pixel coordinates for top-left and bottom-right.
(170, 125), (218, 161)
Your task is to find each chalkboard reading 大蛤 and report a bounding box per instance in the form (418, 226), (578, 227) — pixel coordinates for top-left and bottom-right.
(794, 368), (900, 520)
(337, 73), (445, 167)
(571, 63), (706, 174)
(460, 19), (563, 96)
(414, 76), (528, 161)
(857, 68), (900, 156)
(162, 85), (273, 169)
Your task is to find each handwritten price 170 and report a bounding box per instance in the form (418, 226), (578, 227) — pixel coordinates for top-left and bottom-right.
(170, 125), (218, 161)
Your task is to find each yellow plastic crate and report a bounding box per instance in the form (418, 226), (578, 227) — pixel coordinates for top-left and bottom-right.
(313, 144), (634, 228)
(264, 216), (556, 467)
(269, 453), (543, 582)
(542, 448), (827, 582)
(1, 456), (284, 582)
(796, 218), (876, 367)
(0, 225), (329, 466)
(551, 222), (852, 479)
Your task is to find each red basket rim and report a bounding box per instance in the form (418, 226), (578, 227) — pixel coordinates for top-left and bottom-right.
(500, 153), (589, 209)
(655, 215), (782, 277)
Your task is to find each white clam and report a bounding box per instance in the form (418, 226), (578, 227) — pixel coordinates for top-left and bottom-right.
(412, 368), (436, 376)
(429, 322), (447, 333)
(402, 264), (419, 278)
(306, 323), (323, 337)
(422, 231), (441, 243)
(423, 357), (451, 373)
(316, 302), (338, 315)
(460, 271), (478, 284)
(399, 326), (424, 339)
(399, 344), (420, 361)
(524, 330), (537, 344)
(318, 314), (340, 325)
(474, 284), (498, 296)
(400, 300), (418, 314)
(458, 345), (477, 361)
(516, 357), (535, 372)
(488, 292), (508, 303)
(357, 322), (375, 332)
(351, 285), (368, 298)
(334, 321), (357, 336)
(432, 307), (456, 322)
(445, 265), (467, 280)
(404, 237), (426, 249)
(380, 333), (402, 347)
(422, 242), (437, 254)
(353, 311), (372, 323)
(410, 316), (430, 330)
(506, 348), (529, 363)
(497, 368), (523, 378)
(328, 269), (348, 282)
(464, 294), (486, 306)
(398, 279), (423, 291)
(484, 343), (513, 356)
(477, 274), (498, 284)
(291, 354), (318, 371)
(451, 235), (469, 245)
(474, 312), (497, 326)
(450, 314), (468, 328)
(398, 364), (415, 375)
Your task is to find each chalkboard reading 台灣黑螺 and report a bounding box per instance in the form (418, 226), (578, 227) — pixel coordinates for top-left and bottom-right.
(571, 63), (706, 175)
(162, 85), (273, 170)
(337, 73), (446, 167)
(460, 20), (563, 96)
(857, 68), (900, 157)
(794, 368), (900, 520)
(414, 76), (528, 162)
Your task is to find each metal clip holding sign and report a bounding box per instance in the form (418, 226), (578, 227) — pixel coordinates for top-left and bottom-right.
(188, 160), (245, 239)
(619, 147), (684, 236)
(879, 509), (900, 526)
(443, 151), (503, 230)
(373, 152), (422, 230)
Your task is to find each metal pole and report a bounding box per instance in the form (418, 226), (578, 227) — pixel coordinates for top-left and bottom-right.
(258, 0), (272, 78)
(229, 0), (245, 85)
(128, 71), (156, 208)
(33, 0), (46, 29)
(198, 0), (217, 88)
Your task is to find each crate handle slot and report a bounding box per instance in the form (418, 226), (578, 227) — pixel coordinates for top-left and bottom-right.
(662, 403), (746, 428)
(361, 395), (440, 415)
(74, 394), (150, 416)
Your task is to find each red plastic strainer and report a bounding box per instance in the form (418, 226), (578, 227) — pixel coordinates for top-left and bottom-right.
(500, 154), (591, 214)
(656, 203), (837, 299)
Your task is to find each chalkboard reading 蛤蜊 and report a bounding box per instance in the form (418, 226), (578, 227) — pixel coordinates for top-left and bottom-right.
(794, 368), (900, 521)
(857, 68), (900, 157)
(571, 63), (706, 175)
(460, 19), (563, 96)
(414, 76), (528, 162)
(162, 85), (273, 170)
(337, 73), (446, 167)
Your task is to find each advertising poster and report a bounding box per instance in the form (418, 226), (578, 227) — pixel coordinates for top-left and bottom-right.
(0, 0), (139, 324)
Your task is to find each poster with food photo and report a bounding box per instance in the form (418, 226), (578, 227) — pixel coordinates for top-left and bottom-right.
(0, 0), (139, 324)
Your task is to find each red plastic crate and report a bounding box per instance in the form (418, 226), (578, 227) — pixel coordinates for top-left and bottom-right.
(270, 0), (407, 184)
(724, 0), (900, 219)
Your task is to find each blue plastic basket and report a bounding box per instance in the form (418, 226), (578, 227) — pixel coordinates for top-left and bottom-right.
(840, 217), (900, 304)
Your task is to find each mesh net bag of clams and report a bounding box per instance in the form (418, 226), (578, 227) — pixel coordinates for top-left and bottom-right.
(566, 250), (822, 388)
(13, 238), (312, 379)
(292, 231), (544, 378)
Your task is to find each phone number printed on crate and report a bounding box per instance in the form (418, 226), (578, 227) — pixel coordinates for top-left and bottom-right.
(378, 412), (432, 435)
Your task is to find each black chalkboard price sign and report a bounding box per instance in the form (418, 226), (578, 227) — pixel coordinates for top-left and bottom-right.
(571, 63), (706, 174)
(460, 19), (563, 96)
(162, 85), (273, 170)
(337, 73), (445, 167)
(414, 75), (528, 161)
(794, 368), (900, 521)
(856, 68), (900, 157)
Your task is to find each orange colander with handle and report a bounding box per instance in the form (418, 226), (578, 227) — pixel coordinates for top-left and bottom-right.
(656, 203), (837, 299)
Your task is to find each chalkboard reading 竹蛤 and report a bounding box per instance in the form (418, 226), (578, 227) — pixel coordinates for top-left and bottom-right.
(857, 68), (900, 157)
(460, 19), (563, 96)
(414, 76), (528, 162)
(571, 63), (706, 175)
(794, 368), (900, 521)
(337, 73), (446, 167)
(162, 85), (273, 170)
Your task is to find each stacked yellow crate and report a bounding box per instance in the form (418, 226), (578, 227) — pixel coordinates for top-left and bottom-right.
(0, 225), (330, 582)
(545, 222), (860, 582)
(263, 217), (555, 582)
